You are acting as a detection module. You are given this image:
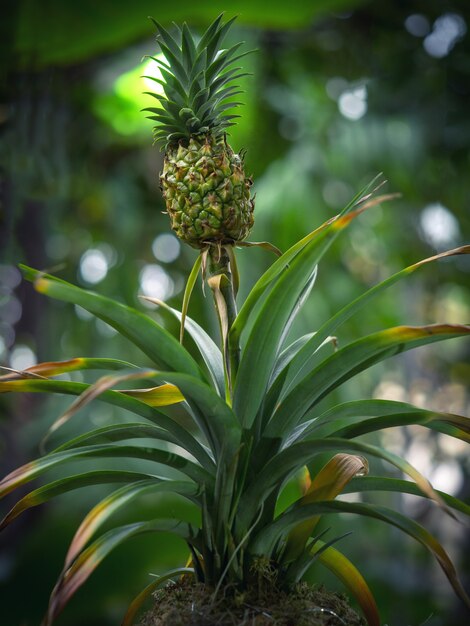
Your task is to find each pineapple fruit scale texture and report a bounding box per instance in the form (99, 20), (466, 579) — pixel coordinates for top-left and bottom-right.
(160, 134), (254, 248)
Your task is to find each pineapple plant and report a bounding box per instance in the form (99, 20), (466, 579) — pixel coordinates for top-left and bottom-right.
(1, 14), (470, 626)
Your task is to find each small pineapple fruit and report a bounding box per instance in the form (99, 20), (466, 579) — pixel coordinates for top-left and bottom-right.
(146, 15), (254, 249)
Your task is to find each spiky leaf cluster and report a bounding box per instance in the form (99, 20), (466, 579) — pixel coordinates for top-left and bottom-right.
(145, 14), (252, 148)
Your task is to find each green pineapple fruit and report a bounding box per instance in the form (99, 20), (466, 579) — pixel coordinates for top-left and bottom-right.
(146, 15), (254, 248)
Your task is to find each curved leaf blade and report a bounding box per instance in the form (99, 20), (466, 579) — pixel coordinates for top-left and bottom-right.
(344, 476), (470, 516)
(0, 357), (137, 380)
(52, 422), (183, 453)
(316, 542), (380, 626)
(293, 399), (470, 443)
(233, 256), (318, 428)
(0, 444), (211, 500)
(43, 519), (199, 626)
(141, 297), (225, 397)
(20, 265), (204, 380)
(0, 470), (154, 531)
(282, 246), (470, 397)
(0, 378), (213, 469)
(230, 174), (385, 348)
(64, 479), (198, 568)
(268, 324), (470, 437)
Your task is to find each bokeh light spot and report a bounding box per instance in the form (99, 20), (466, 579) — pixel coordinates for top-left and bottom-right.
(79, 249), (109, 284)
(419, 203), (460, 249)
(338, 86), (367, 120)
(423, 13), (467, 58)
(139, 264), (174, 301)
(152, 234), (181, 264)
(0, 265), (21, 289)
(404, 14), (430, 38)
(10, 345), (37, 370)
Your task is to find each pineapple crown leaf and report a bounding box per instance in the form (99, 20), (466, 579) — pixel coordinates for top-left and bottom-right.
(146, 14), (252, 148)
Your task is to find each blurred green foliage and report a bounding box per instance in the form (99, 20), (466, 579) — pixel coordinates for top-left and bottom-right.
(1, 1), (469, 625)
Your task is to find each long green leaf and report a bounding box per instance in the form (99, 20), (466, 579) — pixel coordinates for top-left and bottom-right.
(239, 437), (448, 530)
(0, 357), (137, 380)
(281, 246), (470, 397)
(267, 324), (470, 437)
(2, 370), (239, 467)
(0, 378), (213, 469)
(0, 470), (154, 530)
(250, 500), (470, 610)
(20, 265), (204, 380)
(52, 422), (181, 452)
(146, 298), (225, 398)
(292, 399), (470, 443)
(64, 479), (199, 568)
(343, 476), (470, 516)
(316, 542), (380, 626)
(233, 256), (319, 427)
(140, 294), (225, 398)
(234, 197), (392, 429)
(0, 444), (211, 500)
(42, 369), (167, 445)
(179, 253), (202, 344)
(43, 519), (199, 626)
(229, 174), (385, 349)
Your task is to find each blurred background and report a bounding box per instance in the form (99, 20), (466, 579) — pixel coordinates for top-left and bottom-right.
(0, 0), (469, 624)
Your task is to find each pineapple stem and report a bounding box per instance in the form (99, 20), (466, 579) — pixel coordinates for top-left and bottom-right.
(207, 246), (240, 402)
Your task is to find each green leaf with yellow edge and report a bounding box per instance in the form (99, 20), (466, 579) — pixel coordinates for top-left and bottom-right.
(238, 437), (449, 530)
(141, 296), (225, 397)
(51, 422), (184, 452)
(122, 567), (195, 626)
(315, 541), (380, 626)
(118, 383), (184, 406)
(293, 399), (470, 443)
(267, 324), (470, 438)
(230, 174), (385, 349)
(42, 369), (171, 447)
(250, 500), (470, 609)
(0, 470), (154, 531)
(64, 480), (199, 568)
(0, 378), (212, 469)
(43, 518), (200, 626)
(281, 245), (470, 398)
(283, 454), (368, 562)
(322, 408), (469, 442)
(20, 265), (204, 381)
(233, 191), (396, 430)
(11, 367), (239, 466)
(343, 476), (470, 516)
(0, 444), (211, 501)
(0, 357), (138, 380)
